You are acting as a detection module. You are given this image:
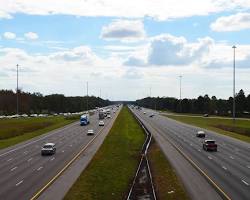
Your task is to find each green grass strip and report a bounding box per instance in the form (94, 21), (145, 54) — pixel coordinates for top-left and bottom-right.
(165, 115), (250, 143)
(148, 140), (190, 200)
(0, 117), (76, 149)
(64, 106), (145, 200)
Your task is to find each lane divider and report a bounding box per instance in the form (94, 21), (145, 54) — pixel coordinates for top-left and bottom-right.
(133, 110), (232, 200)
(30, 109), (120, 200)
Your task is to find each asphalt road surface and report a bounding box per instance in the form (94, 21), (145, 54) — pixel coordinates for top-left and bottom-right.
(131, 108), (250, 200)
(0, 108), (119, 200)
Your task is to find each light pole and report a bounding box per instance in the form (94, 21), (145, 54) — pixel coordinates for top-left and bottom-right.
(232, 45), (236, 122)
(16, 64), (19, 115)
(86, 82), (89, 111)
(179, 75), (182, 113)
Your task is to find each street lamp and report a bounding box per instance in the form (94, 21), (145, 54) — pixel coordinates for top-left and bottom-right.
(232, 46), (236, 122)
(179, 75), (182, 113)
(86, 81), (89, 111)
(16, 64), (19, 115)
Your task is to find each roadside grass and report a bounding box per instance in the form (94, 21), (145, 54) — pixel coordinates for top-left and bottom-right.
(148, 140), (190, 200)
(0, 116), (76, 149)
(64, 106), (145, 200)
(165, 115), (250, 143)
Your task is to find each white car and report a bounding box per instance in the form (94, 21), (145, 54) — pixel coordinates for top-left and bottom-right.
(41, 143), (56, 155)
(196, 130), (205, 138)
(143, 112), (146, 114)
(87, 129), (94, 135)
(107, 115), (111, 118)
(99, 121), (105, 126)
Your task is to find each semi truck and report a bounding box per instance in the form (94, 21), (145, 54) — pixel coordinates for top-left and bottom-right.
(80, 114), (90, 126)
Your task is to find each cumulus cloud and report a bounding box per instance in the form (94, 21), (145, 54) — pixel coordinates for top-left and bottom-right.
(211, 13), (250, 32)
(49, 46), (98, 63)
(3, 32), (16, 39)
(101, 20), (145, 42)
(24, 32), (39, 40)
(148, 34), (214, 66)
(0, 10), (12, 19)
(1, 0), (249, 20)
(124, 56), (146, 66)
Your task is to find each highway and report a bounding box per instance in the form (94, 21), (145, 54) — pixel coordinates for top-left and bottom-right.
(0, 108), (119, 200)
(131, 108), (250, 200)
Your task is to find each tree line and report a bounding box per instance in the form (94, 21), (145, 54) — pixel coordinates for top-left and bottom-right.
(135, 89), (250, 117)
(0, 90), (111, 115)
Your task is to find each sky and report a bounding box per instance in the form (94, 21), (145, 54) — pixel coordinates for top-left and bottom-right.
(0, 0), (250, 101)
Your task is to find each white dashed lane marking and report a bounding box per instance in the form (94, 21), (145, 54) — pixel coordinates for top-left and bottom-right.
(27, 158), (33, 162)
(242, 180), (249, 186)
(208, 156), (212, 160)
(50, 157), (55, 161)
(7, 158), (13, 162)
(37, 166), (43, 171)
(10, 166), (18, 171)
(230, 156), (235, 160)
(222, 166), (227, 170)
(15, 180), (23, 186)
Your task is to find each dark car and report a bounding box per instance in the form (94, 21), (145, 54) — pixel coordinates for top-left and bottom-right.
(203, 140), (217, 151)
(41, 143), (56, 155)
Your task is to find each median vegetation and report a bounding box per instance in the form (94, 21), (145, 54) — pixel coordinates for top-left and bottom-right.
(148, 140), (190, 200)
(64, 106), (145, 200)
(0, 116), (76, 149)
(166, 115), (250, 143)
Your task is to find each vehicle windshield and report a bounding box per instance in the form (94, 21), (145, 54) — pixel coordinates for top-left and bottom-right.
(206, 141), (215, 144)
(43, 145), (53, 148)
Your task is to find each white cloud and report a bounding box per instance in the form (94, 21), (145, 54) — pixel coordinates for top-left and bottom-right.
(211, 13), (250, 32)
(0, 10), (12, 19)
(1, 0), (250, 20)
(101, 20), (145, 42)
(124, 34), (214, 67)
(24, 32), (39, 40)
(3, 32), (16, 39)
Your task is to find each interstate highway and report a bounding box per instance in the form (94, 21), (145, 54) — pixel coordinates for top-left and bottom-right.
(131, 108), (250, 200)
(0, 110), (119, 200)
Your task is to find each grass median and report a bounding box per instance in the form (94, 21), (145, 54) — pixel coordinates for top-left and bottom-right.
(148, 140), (190, 200)
(165, 115), (250, 143)
(0, 116), (77, 149)
(64, 106), (145, 200)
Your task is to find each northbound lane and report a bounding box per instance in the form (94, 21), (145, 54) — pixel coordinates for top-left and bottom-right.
(131, 108), (250, 200)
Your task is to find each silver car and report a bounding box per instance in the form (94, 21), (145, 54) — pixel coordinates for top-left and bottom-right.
(41, 143), (56, 155)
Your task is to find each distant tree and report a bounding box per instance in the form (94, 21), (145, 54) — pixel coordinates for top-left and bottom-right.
(235, 89), (246, 114)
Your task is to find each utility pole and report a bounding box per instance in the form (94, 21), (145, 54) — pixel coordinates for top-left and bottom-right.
(232, 46), (236, 122)
(16, 64), (19, 115)
(86, 82), (89, 112)
(99, 88), (101, 107)
(149, 87), (151, 97)
(179, 75), (182, 113)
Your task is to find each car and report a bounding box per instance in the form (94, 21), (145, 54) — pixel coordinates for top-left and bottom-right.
(203, 114), (209, 117)
(143, 112), (146, 114)
(107, 114), (111, 118)
(203, 140), (217, 151)
(149, 113), (154, 117)
(87, 129), (94, 135)
(99, 121), (105, 126)
(41, 143), (56, 155)
(196, 130), (205, 138)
